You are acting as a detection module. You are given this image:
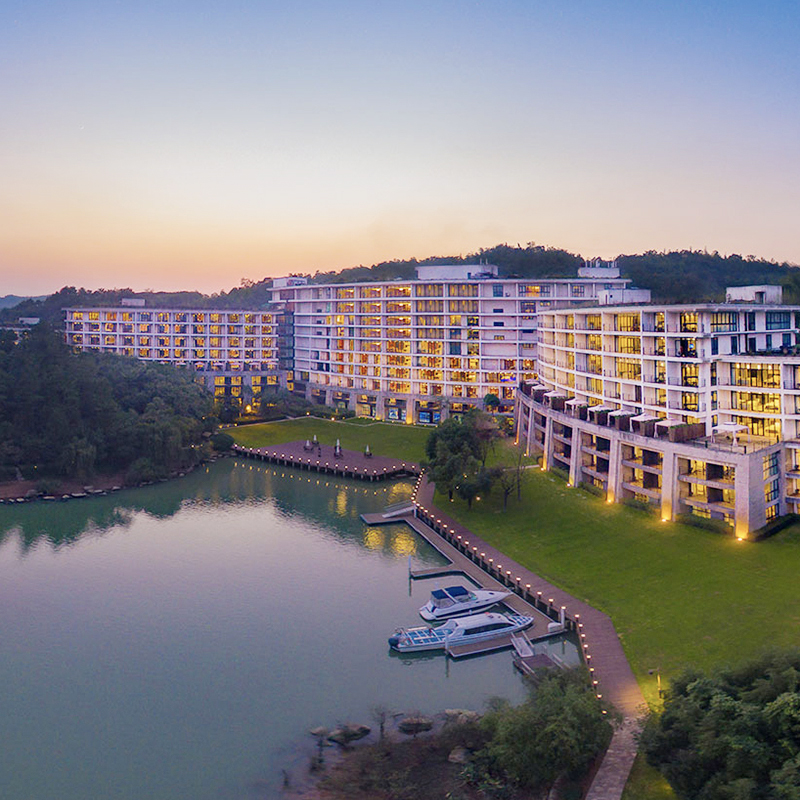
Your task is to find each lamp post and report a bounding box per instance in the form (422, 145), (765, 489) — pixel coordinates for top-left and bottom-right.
(648, 668), (662, 698)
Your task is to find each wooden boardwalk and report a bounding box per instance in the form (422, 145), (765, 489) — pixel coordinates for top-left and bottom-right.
(238, 443), (647, 799)
(408, 473), (647, 800)
(231, 441), (419, 481)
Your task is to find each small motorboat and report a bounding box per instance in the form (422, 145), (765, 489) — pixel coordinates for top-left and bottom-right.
(388, 612), (533, 653)
(419, 584), (512, 621)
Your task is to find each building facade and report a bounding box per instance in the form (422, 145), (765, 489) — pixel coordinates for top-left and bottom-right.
(269, 263), (632, 423)
(516, 290), (800, 536)
(64, 303), (284, 404)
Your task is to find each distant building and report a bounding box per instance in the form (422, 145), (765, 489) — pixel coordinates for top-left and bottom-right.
(64, 305), (285, 404)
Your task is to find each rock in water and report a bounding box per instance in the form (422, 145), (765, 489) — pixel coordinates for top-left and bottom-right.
(328, 724), (371, 746)
(448, 746), (471, 764)
(444, 708), (480, 726)
(397, 716), (433, 735)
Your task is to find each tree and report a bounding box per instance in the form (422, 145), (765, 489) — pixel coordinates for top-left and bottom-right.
(495, 465), (519, 510)
(468, 409), (501, 466)
(479, 669), (615, 796)
(455, 466), (497, 510)
(641, 650), (800, 800)
(0, 327), (212, 482)
(483, 392), (501, 414)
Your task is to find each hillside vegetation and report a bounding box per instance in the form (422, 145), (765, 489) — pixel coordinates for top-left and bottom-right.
(0, 326), (213, 484)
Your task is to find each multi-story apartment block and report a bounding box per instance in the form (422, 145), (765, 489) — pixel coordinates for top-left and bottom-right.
(270, 263), (636, 423)
(64, 300), (284, 404)
(516, 286), (800, 537)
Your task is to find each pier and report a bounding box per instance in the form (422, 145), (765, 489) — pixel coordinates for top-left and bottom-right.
(231, 442), (419, 481)
(239, 442), (646, 800)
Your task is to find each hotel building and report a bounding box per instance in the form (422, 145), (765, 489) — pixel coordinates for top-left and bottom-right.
(516, 285), (800, 536)
(269, 263), (637, 423)
(65, 263), (632, 418)
(63, 299), (284, 405)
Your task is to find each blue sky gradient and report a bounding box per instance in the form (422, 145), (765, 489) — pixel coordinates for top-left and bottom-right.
(2, 1), (798, 293)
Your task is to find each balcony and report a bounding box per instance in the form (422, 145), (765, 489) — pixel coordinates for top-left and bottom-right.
(622, 480), (662, 499)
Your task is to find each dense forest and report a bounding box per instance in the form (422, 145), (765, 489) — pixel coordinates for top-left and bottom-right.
(0, 326), (214, 485)
(3, 246), (799, 328)
(643, 650), (800, 800)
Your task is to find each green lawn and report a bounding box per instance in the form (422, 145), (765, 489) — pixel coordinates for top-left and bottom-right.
(438, 467), (800, 705)
(437, 467), (800, 800)
(227, 418), (430, 464)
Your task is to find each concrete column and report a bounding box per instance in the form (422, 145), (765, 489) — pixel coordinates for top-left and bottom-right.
(734, 456), (752, 537)
(606, 434), (622, 502)
(543, 413), (555, 471)
(568, 425), (581, 486)
(660, 449), (677, 521)
(526, 404), (535, 456)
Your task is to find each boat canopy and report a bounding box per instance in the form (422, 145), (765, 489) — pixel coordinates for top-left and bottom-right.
(431, 586), (474, 607)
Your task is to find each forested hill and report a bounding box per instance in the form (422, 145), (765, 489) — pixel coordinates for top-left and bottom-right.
(316, 245), (800, 302)
(4, 246), (799, 327)
(617, 251), (800, 303)
(0, 326), (214, 484)
(0, 280), (275, 327)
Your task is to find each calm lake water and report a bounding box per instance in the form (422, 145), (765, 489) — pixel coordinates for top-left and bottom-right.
(0, 458), (577, 800)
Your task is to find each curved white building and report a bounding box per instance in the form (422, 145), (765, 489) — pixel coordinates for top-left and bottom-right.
(516, 289), (800, 537)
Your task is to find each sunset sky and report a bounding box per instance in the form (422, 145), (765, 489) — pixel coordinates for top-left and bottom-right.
(2, 1), (799, 295)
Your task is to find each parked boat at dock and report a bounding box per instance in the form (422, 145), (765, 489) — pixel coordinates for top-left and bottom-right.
(388, 612), (533, 653)
(419, 585), (511, 621)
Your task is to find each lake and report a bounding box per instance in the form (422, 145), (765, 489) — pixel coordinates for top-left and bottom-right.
(0, 457), (576, 799)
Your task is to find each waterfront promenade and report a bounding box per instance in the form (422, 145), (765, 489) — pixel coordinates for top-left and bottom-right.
(230, 441), (419, 480)
(235, 440), (647, 799)
(411, 473), (645, 800)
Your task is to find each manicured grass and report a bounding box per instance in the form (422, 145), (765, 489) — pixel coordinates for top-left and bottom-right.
(622, 755), (677, 800)
(438, 467), (800, 707)
(227, 418), (430, 464)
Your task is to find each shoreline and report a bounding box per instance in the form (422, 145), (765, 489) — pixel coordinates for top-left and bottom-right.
(0, 455), (226, 505)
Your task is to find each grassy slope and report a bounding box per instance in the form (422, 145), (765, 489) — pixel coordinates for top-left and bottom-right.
(438, 467), (800, 702)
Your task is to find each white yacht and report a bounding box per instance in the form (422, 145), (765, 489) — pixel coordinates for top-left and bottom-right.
(419, 585), (512, 621)
(388, 612), (533, 653)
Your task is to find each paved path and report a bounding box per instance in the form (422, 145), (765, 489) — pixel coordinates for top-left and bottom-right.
(412, 474), (646, 800)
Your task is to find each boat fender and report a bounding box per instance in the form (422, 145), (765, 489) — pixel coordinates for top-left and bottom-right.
(388, 636), (400, 647)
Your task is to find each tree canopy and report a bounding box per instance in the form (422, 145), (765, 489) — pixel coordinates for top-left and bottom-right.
(480, 669), (615, 795)
(0, 326), (214, 483)
(642, 650), (800, 800)
(424, 411), (501, 505)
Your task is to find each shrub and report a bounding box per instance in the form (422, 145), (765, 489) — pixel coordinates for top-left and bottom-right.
(125, 457), (164, 485)
(35, 478), (62, 495)
(675, 512), (732, 535)
(210, 432), (234, 451)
